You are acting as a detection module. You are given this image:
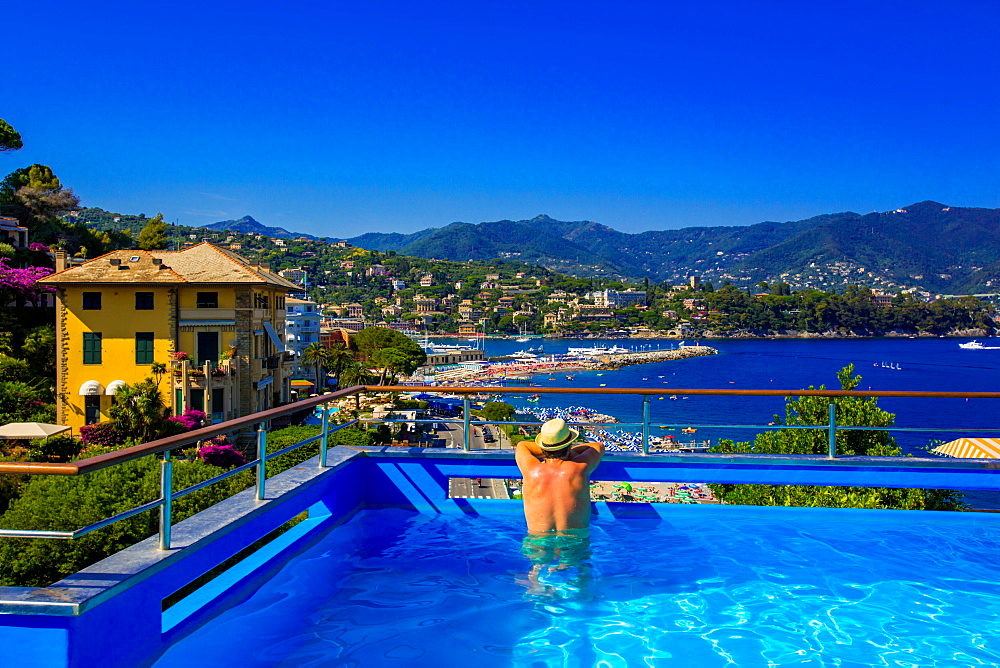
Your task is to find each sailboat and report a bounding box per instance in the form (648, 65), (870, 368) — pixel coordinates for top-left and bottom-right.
(515, 322), (531, 343)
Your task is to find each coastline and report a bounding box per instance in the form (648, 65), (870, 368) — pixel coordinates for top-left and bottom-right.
(425, 328), (993, 342)
(593, 346), (717, 369)
(422, 346), (718, 385)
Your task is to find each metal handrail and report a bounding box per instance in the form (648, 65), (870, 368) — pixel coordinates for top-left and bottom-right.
(0, 385), (358, 548)
(0, 384), (998, 549)
(0, 386), (365, 476)
(376, 385), (1000, 399)
(368, 385), (1000, 457)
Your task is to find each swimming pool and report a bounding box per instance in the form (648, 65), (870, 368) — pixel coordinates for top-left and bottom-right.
(155, 504), (1000, 666)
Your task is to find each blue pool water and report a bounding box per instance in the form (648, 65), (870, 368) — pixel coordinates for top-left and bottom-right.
(155, 507), (1000, 666)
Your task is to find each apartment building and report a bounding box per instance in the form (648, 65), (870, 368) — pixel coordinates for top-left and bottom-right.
(38, 243), (299, 430)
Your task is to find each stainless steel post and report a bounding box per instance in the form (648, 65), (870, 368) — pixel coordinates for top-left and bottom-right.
(256, 425), (267, 500)
(641, 395), (651, 455)
(158, 451), (173, 550)
(828, 402), (837, 459)
(320, 405), (329, 467)
(463, 397), (471, 451)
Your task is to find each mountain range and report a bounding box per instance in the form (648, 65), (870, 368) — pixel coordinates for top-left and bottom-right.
(199, 216), (319, 241)
(342, 202), (1000, 295)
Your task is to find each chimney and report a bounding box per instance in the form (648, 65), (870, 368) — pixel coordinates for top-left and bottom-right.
(54, 249), (68, 272)
(109, 258), (121, 266)
(152, 258), (162, 265)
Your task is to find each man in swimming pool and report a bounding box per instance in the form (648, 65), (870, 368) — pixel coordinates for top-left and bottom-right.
(515, 418), (604, 534)
(515, 418), (603, 597)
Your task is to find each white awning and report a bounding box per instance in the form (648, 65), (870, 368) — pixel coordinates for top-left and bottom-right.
(79, 380), (104, 396)
(0, 423), (72, 440)
(262, 321), (286, 353)
(106, 380), (127, 395)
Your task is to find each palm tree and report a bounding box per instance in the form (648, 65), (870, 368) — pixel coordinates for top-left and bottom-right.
(300, 342), (328, 393)
(150, 362), (167, 388)
(324, 344), (355, 387)
(108, 380), (169, 444)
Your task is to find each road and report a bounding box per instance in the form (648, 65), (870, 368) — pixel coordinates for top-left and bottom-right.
(429, 418), (512, 499)
(448, 476), (510, 499)
(431, 419), (510, 451)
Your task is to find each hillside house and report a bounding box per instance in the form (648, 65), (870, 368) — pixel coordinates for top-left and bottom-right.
(38, 243), (298, 430)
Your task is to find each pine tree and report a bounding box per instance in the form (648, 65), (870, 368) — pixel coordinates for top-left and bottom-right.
(0, 119), (22, 152)
(136, 213), (168, 250)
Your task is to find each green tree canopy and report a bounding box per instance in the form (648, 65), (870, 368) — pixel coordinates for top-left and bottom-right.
(0, 119), (22, 153)
(708, 365), (965, 511)
(480, 401), (516, 422)
(353, 326), (426, 384)
(0, 164), (62, 201)
(136, 213), (169, 250)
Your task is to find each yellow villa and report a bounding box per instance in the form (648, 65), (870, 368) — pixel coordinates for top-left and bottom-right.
(39, 243), (300, 431)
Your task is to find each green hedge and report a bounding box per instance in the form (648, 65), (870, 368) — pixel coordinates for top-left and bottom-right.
(0, 425), (356, 587)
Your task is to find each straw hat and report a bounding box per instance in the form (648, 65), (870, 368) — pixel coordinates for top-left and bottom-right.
(535, 418), (580, 451)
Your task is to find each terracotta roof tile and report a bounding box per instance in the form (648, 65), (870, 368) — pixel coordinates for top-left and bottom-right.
(39, 243), (300, 289)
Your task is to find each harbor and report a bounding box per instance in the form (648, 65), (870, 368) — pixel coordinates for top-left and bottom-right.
(419, 343), (718, 386)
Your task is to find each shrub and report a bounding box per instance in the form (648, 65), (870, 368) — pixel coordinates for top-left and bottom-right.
(394, 399), (429, 410)
(0, 355), (35, 384)
(328, 426), (374, 447)
(198, 444), (247, 469)
(26, 436), (82, 463)
(0, 456), (29, 515)
(79, 422), (125, 448)
(168, 409), (207, 432)
(0, 380), (55, 423)
(0, 456), (253, 587)
(0, 424), (360, 587)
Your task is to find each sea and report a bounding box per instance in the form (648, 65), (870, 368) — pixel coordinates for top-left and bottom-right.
(432, 336), (1000, 506)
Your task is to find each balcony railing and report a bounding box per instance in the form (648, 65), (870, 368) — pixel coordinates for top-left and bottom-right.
(0, 385), (997, 551)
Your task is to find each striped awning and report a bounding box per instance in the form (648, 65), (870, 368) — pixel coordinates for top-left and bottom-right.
(932, 438), (1000, 459)
(78, 380), (104, 396)
(105, 380), (127, 395)
(290, 380), (315, 387)
(179, 320), (236, 330)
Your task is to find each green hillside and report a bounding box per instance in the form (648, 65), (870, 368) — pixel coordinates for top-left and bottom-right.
(346, 203), (1000, 294)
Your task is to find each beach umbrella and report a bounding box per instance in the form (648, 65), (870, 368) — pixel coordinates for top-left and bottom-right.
(622, 482), (633, 493)
(0, 422), (71, 441)
(931, 438), (1000, 459)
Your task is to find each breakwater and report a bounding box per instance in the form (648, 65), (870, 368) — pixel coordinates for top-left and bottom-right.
(595, 345), (718, 369)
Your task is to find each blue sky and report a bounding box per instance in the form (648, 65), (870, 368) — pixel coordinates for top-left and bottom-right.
(4, 1), (998, 237)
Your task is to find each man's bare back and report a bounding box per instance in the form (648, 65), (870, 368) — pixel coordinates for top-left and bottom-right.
(515, 433), (604, 533)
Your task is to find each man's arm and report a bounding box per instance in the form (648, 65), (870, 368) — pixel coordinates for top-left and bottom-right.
(519, 439), (545, 458)
(515, 440), (541, 474)
(570, 441), (605, 472)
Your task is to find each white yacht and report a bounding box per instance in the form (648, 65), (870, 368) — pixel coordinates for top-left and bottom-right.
(959, 340), (999, 350)
(567, 344), (630, 357)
